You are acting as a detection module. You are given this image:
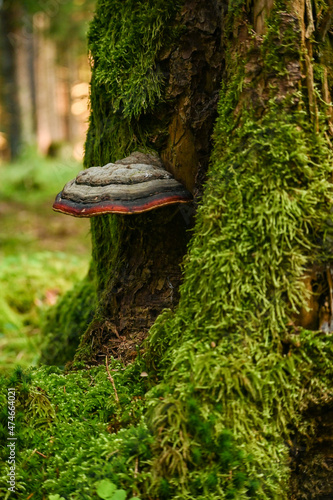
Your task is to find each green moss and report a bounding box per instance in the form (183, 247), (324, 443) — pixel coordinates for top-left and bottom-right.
(87, 0), (182, 119)
(143, 109), (333, 493)
(0, 363), (150, 499)
(84, 0), (183, 169)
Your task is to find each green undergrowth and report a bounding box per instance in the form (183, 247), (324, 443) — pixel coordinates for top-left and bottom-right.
(0, 148), (83, 206)
(0, 253), (89, 373)
(0, 363), (150, 500)
(0, 149), (90, 373)
(1, 331), (332, 499)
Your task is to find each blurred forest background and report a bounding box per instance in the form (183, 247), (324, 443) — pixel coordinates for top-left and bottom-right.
(0, 0), (95, 373)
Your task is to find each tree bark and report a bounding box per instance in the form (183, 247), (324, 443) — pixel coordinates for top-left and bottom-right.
(14, 13), (36, 147)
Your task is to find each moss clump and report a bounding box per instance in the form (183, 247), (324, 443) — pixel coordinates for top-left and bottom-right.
(0, 363), (150, 499)
(144, 113), (333, 495)
(40, 273), (96, 366)
(85, 0), (183, 170)
(87, 0), (182, 119)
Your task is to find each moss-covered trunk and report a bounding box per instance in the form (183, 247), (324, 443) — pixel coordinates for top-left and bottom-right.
(43, 0), (333, 497)
(71, 0), (224, 365)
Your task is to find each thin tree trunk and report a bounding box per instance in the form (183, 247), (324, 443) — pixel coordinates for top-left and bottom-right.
(34, 13), (63, 155)
(15, 16), (35, 147)
(0, 0), (22, 158)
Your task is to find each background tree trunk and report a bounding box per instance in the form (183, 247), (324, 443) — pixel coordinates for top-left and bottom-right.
(34, 14), (64, 155)
(0, 2), (93, 161)
(15, 16), (36, 148)
(0, 0), (22, 158)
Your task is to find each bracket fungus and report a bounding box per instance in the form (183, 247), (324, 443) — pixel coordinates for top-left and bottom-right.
(53, 152), (192, 217)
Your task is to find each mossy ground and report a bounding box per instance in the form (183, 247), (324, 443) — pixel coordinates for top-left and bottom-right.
(0, 363), (149, 500)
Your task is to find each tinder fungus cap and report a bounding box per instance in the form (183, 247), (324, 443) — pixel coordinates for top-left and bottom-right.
(53, 152), (192, 217)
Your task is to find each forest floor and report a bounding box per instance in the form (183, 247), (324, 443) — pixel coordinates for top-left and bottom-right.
(0, 150), (91, 373)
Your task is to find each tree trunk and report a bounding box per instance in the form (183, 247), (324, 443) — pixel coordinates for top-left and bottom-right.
(74, 0), (224, 364)
(15, 15), (36, 148)
(0, 0), (22, 158)
(46, 0), (333, 497)
(34, 13), (64, 155)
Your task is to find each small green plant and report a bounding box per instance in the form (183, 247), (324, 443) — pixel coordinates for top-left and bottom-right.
(96, 479), (140, 500)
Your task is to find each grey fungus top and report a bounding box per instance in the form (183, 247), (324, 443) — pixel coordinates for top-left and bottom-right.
(53, 152), (192, 217)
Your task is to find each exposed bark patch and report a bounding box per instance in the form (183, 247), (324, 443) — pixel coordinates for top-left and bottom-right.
(160, 0), (224, 197)
(253, 0), (274, 34)
(289, 404), (333, 499)
(293, 266), (333, 332)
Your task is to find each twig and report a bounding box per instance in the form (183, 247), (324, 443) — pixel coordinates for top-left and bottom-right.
(134, 456), (139, 478)
(105, 356), (119, 403)
(326, 266), (333, 323)
(133, 456), (139, 496)
(25, 448), (37, 461)
(24, 448), (47, 463)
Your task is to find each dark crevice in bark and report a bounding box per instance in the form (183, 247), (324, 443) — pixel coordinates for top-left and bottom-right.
(289, 404), (333, 499)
